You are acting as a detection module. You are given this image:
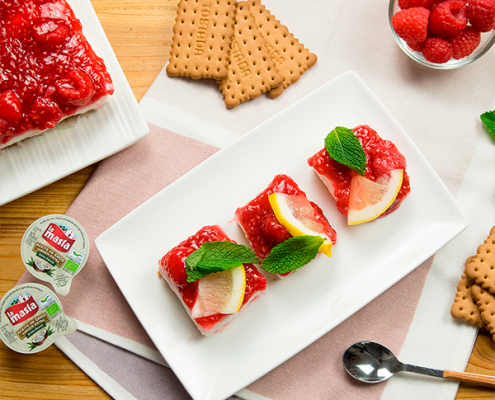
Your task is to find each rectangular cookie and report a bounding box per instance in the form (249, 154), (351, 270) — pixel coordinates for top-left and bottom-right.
(218, 1), (283, 108)
(465, 226), (495, 295)
(166, 0), (237, 80)
(247, 0), (317, 98)
(471, 284), (495, 342)
(450, 259), (486, 329)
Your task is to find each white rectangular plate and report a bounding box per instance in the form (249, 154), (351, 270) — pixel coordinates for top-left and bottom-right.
(0, 0), (149, 206)
(95, 71), (467, 400)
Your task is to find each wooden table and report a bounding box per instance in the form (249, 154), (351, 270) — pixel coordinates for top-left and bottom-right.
(0, 1), (494, 399)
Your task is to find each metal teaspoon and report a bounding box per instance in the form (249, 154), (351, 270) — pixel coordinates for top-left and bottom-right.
(343, 341), (495, 386)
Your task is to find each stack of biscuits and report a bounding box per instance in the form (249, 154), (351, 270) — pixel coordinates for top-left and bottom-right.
(166, 0), (317, 108)
(451, 226), (495, 343)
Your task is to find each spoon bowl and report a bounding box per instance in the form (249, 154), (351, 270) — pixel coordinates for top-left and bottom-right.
(343, 341), (403, 383)
(343, 341), (495, 387)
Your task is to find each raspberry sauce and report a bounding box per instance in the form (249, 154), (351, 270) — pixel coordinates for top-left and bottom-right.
(235, 174), (337, 260)
(159, 225), (267, 332)
(0, 0), (114, 147)
(308, 125), (411, 217)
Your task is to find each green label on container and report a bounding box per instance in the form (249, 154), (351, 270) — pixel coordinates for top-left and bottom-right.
(46, 302), (60, 316)
(64, 259), (79, 273)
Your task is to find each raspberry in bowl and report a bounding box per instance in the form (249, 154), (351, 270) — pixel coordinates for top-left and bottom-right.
(389, 0), (495, 68)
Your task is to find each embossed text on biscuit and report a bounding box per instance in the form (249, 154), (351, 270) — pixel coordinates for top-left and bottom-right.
(265, 43), (284, 67)
(194, 3), (211, 56)
(231, 41), (251, 77)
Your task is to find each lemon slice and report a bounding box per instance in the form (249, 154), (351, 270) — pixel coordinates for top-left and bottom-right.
(191, 265), (246, 318)
(348, 169), (403, 225)
(268, 192), (333, 257)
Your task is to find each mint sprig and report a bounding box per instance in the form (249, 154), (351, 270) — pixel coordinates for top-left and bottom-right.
(185, 241), (260, 283)
(480, 110), (495, 139)
(261, 235), (325, 275)
(325, 127), (366, 176)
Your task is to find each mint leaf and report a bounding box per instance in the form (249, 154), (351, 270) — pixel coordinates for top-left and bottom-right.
(480, 111), (495, 139)
(325, 127), (366, 176)
(261, 235), (325, 275)
(185, 246), (205, 270)
(185, 241), (260, 283)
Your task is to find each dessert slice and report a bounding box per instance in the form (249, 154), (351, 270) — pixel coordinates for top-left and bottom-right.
(159, 225), (266, 336)
(235, 174), (337, 277)
(308, 125), (411, 224)
(0, 0), (114, 150)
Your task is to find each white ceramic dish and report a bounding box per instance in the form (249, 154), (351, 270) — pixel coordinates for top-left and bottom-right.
(0, 0), (149, 206)
(95, 70), (467, 400)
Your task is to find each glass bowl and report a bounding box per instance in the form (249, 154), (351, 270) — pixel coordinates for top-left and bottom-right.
(389, 0), (495, 69)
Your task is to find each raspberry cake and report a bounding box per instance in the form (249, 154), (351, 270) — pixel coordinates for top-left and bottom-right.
(235, 174), (337, 277)
(0, 0), (114, 150)
(159, 225), (267, 336)
(308, 125), (411, 219)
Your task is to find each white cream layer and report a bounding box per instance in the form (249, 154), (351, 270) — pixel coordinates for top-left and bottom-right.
(0, 94), (110, 151)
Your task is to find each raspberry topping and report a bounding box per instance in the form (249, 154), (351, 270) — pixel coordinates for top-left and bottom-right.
(467, 0), (495, 32)
(29, 98), (63, 130)
(31, 20), (70, 45)
(260, 212), (292, 245)
(0, 90), (22, 129)
(429, 0), (468, 37)
(450, 26), (482, 58)
(422, 37), (454, 62)
(392, 7), (430, 43)
(56, 70), (96, 106)
(160, 246), (191, 286)
(0, 0), (114, 148)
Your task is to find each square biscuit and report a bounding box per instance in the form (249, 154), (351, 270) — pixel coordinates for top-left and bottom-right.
(218, 1), (283, 108)
(465, 226), (495, 295)
(247, 0), (317, 98)
(451, 267), (486, 329)
(166, 0), (237, 80)
(471, 284), (495, 341)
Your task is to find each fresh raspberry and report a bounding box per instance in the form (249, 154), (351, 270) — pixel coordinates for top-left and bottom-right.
(392, 7), (430, 43)
(407, 40), (426, 51)
(450, 26), (482, 58)
(429, 0), (468, 36)
(398, 0), (430, 9)
(428, 0), (444, 11)
(422, 37), (454, 62)
(467, 0), (495, 32)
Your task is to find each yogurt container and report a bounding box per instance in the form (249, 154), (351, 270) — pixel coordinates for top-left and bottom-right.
(21, 214), (89, 296)
(0, 283), (77, 354)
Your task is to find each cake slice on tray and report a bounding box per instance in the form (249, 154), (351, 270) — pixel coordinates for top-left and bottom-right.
(235, 174), (337, 278)
(159, 225), (267, 336)
(307, 125), (411, 225)
(0, 0), (114, 150)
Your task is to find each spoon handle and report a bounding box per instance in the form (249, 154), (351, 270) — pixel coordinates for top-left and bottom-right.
(402, 363), (443, 378)
(443, 370), (495, 387)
